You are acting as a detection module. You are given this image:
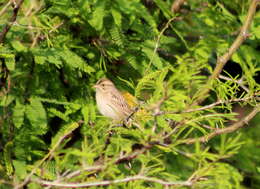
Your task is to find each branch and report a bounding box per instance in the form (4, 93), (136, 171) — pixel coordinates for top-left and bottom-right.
(43, 166), (104, 189)
(193, 0), (259, 105)
(171, 0), (186, 13)
(115, 144), (153, 164)
(184, 94), (258, 113)
(0, 0), (24, 43)
(180, 104), (260, 144)
(63, 166), (103, 180)
(219, 75), (249, 93)
(145, 17), (176, 74)
(0, 0), (12, 17)
(31, 21), (64, 48)
(33, 175), (192, 188)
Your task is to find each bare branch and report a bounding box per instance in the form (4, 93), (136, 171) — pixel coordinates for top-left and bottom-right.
(193, 0), (259, 105)
(64, 166), (103, 180)
(0, 0), (24, 43)
(180, 104), (260, 144)
(34, 175), (192, 188)
(44, 166), (104, 189)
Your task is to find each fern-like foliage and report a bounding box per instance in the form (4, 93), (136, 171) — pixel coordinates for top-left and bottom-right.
(0, 0), (259, 188)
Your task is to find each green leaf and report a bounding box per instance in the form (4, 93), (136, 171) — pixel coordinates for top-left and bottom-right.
(13, 100), (25, 129)
(59, 49), (95, 73)
(142, 40), (163, 69)
(48, 108), (69, 121)
(25, 97), (47, 135)
(13, 160), (27, 179)
(0, 94), (15, 107)
(153, 0), (173, 19)
(0, 46), (15, 71)
(81, 105), (89, 123)
(5, 56), (15, 71)
(4, 142), (13, 176)
(51, 122), (79, 148)
(111, 8), (122, 26)
(32, 48), (62, 67)
(37, 97), (75, 105)
(10, 41), (27, 52)
(88, 1), (106, 31)
(109, 25), (124, 47)
(135, 70), (163, 97)
(34, 55), (46, 65)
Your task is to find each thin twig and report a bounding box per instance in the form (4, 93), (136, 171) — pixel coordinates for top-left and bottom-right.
(34, 175), (192, 188)
(0, 0), (12, 17)
(184, 95), (258, 113)
(193, 0), (259, 105)
(64, 165), (104, 179)
(44, 166), (103, 189)
(49, 21), (64, 34)
(162, 113), (229, 140)
(154, 94), (258, 116)
(144, 17), (176, 74)
(0, 0), (24, 43)
(0, 21), (43, 29)
(30, 31), (40, 48)
(180, 104), (260, 144)
(31, 21), (64, 48)
(115, 146), (150, 164)
(198, 124), (217, 130)
(219, 75), (249, 92)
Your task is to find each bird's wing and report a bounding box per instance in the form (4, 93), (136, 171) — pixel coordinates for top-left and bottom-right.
(110, 91), (132, 117)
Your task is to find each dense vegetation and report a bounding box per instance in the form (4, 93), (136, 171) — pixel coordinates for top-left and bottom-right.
(0, 0), (259, 188)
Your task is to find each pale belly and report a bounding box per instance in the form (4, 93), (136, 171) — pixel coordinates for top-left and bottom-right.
(96, 94), (121, 120)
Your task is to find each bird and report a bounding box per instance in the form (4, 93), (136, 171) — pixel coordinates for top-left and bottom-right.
(93, 78), (133, 121)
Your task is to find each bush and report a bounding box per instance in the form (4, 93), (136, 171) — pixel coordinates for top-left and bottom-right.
(0, 0), (259, 188)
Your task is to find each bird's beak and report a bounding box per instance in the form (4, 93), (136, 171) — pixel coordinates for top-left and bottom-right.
(92, 84), (98, 89)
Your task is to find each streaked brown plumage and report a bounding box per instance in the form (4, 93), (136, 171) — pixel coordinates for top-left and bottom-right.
(93, 78), (132, 120)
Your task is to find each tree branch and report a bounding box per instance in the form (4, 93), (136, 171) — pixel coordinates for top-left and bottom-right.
(0, 0), (24, 43)
(180, 104), (260, 144)
(33, 175), (192, 188)
(193, 0), (259, 105)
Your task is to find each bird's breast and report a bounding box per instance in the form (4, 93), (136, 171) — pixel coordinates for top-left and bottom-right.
(96, 92), (121, 120)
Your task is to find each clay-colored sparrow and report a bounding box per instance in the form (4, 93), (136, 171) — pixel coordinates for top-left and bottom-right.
(93, 78), (133, 121)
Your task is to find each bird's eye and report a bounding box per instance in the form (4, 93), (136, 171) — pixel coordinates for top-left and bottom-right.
(101, 84), (105, 87)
